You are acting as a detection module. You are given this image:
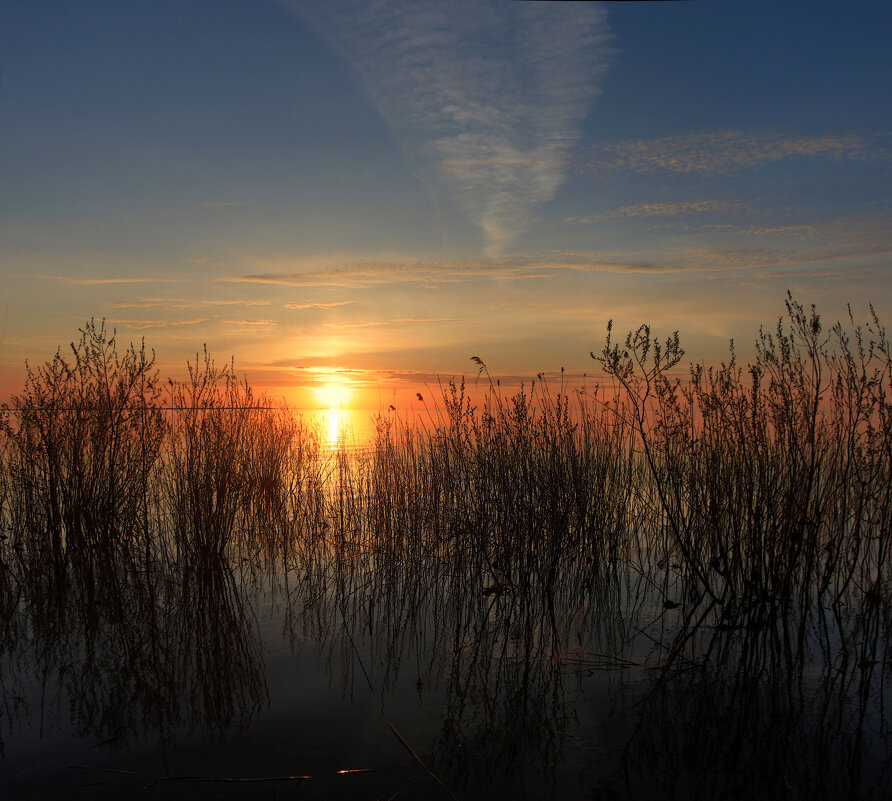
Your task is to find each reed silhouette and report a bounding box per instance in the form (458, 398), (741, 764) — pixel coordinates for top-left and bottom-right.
(0, 297), (889, 799)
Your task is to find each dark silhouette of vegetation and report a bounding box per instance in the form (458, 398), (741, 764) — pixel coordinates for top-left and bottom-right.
(0, 297), (889, 799)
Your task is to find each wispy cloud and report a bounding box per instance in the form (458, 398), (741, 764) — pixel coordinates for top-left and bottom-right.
(282, 0), (611, 255)
(709, 266), (882, 284)
(732, 224), (819, 237)
(556, 244), (892, 275)
(57, 277), (180, 286)
(113, 299), (271, 309)
(324, 317), (460, 329)
(672, 222), (822, 238)
(110, 318), (208, 330)
(566, 200), (745, 223)
(224, 319), (280, 334)
(203, 299), (270, 307)
(226, 255), (675, 288)
(226, 210), (891, 290)
(229, 248), (892, 287)
(284, 301), (355, 310)
(113, 299), (188, 309)
(577, 130), (875, 175)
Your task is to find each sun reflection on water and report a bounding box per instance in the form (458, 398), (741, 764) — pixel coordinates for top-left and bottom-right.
(326, 407), (346, 450)
(302, 407), (376, 453)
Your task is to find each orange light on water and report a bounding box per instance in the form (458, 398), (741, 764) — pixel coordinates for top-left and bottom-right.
(327, 408), (344, 448)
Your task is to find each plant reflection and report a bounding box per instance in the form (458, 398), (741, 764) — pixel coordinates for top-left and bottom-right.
(0, 545), (265, 751)
(284, 530), (889, 799)
(598, 610), (891, 801)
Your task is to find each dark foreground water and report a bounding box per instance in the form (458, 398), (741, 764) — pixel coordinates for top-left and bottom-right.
(0, 542), (889, 801)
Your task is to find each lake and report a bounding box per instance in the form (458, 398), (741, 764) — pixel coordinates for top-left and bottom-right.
(3, 531), (887, 801)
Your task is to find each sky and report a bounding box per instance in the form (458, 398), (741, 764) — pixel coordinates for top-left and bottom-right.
(1, 0), (890, 410)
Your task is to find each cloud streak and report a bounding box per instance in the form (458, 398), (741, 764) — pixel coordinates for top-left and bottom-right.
(282, 0), (611, 255)
(109, 318), (208, 330)
(57, 277), (181, 286)
(284, 301), (355, 310)
(113, 299), (189, 309)
(227, 246), (891, 288)
(225, 211), (891, 289)
(113, 299), (271, 309)
(225, 256), (675, 289)
(324, 317), (460, 329)
(203, 300), (271, 307)
(578, 130), (874, 175)
(566, 199), (745, 223)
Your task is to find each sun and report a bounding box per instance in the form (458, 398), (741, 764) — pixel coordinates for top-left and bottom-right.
(317, 380), (352, 409)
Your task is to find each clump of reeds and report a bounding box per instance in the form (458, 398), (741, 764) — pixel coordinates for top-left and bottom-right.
(2, 298), (889, 649)
(0, 319), (333, 579)
(160, 346), (330, 563)
(0, 411), (16, 645)
(356, 366), (638, 601)
(0, 301), (889, 799)
(310, 294), (891, 709)
(1, 320), (165, 568)
(163, 347), (265, 559)
(595, 293), (892, 634)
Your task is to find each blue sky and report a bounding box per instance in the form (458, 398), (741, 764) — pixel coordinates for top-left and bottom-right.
(1, 0), (890, 407)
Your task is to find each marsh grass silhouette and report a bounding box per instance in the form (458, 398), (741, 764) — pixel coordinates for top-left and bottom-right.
(594, 293), (892, 642)
(0, 298), (890, 799)
(161, 346), (290, 560)
(2, 320), (163, 561)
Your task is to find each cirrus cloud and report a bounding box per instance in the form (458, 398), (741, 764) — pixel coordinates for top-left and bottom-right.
(577, 130), (876, 175)
(282, 0), (611, 255)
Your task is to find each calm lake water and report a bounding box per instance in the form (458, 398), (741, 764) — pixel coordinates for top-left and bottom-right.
(1, 536), (889, 801)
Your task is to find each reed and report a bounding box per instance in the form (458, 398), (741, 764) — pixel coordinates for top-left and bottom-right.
(1, 300), (889, 799)
(1, 320), (164, 580)
(595, 293), (892, 636)
(0, 324), (332, 575)
(1, 298), (889, 654)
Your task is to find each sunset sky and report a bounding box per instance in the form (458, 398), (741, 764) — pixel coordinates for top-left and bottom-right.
(1, 0), (890, 410)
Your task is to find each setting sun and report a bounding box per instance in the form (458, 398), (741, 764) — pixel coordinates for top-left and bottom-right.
(316, 381), (352, 409)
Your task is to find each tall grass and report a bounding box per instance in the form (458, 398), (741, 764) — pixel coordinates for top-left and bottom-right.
(0, 320), (164, 606)
(596, 294), (892, 639)
(163, 347), (265, 559)
(0, 299), (889, 797)
(1, 299), (889, 635)
(1, 302), (889, 609)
